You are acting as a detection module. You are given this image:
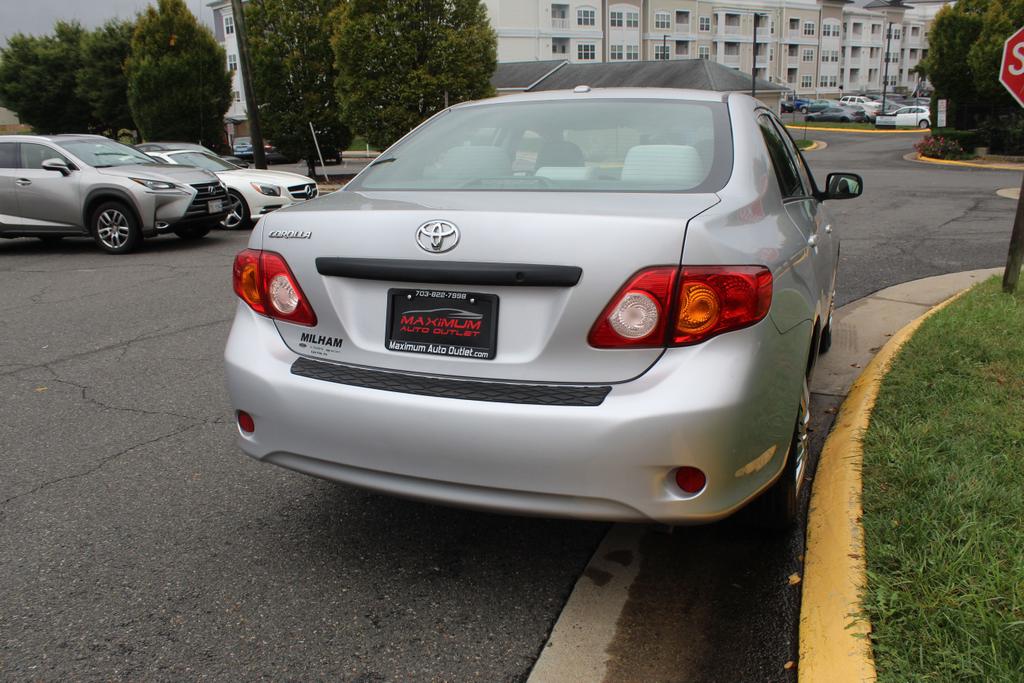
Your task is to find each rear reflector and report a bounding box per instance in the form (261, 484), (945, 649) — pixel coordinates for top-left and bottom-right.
(589, 265), (772, 348)
(232, 249), (317, 326)
(675, 466), (707, 494)
(237, 410), (255, 433)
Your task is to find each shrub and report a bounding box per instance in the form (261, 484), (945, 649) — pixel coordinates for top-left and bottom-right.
(928, 127), (981, 150)
(978, 112), (1024, 155)
(915, 135), (970, 160)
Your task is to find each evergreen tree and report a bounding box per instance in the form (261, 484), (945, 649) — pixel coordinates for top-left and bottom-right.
(331, 0), (496, 149)
(77, 19), (137, 136)
(247, 0), (352, 175)
(125, 0), (232, 145)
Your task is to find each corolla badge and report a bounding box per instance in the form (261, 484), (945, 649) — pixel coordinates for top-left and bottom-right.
(416, 221), (460, 253)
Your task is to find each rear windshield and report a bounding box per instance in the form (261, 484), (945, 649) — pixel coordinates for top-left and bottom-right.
(348, 98), (732, 193)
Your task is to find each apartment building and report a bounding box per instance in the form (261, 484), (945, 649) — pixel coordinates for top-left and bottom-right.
(483, 0), (947, 96)
(208, 1), (248, 137)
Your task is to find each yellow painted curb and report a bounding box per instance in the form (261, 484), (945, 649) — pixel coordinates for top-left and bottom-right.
(785, 124), (929, 135)
(800, 140), (827, 152)
(909, 152), (1024, 171)
(799, 289), (969, 683)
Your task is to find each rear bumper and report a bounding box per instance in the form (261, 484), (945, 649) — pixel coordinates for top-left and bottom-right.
(224, 307), (809, 524)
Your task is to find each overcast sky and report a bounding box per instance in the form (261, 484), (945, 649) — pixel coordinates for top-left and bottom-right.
(0, 0), (214, 46)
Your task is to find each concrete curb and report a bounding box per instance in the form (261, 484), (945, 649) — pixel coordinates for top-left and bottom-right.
(905, 152), (1024, 171)
(785, 124), (929, 135)
(801, 140), (828, 152)
(798, 286), (974, 682)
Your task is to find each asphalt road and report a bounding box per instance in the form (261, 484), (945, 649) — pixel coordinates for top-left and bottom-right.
(0, 130), (1017, 681)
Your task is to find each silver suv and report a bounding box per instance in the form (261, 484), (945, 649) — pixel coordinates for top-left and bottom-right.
(0, 134), (229, 253)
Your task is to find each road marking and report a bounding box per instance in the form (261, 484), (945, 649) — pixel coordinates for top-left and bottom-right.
(997, 187), (1020, 199)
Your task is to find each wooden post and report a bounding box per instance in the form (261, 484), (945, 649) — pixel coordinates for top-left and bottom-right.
(1003, 173), (1024, 293)
(231, 0), (266, 170)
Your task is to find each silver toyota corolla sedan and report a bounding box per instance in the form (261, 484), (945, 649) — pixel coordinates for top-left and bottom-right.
(224, 88), (862, 527)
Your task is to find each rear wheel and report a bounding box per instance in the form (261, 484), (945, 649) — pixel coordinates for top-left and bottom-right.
(757, 376), (811, 529)
(92, 201), (141, 254)
(800, 106), (809, 114)
(173, 225), (211, 240)
(918, 119), (930, 129)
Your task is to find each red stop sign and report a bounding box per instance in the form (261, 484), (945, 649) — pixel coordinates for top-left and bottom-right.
(1001, 26), (1024, 108)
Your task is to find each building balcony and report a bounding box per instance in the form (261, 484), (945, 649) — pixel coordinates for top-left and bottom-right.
(720, 53), (740, 66)
(551, 17), (569, 30)
(719, 24), (744, 36)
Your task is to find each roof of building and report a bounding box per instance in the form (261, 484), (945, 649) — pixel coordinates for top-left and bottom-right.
(491, 60), (569, 91)
(522, 59), (786, 94)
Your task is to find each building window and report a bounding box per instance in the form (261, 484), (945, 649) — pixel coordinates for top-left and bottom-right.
(802, 48), (814, 62)
(610, 10), (622, 27)
(675, 41), (689, 57)
(698, 45), (710, 59)
(626, 45), (639, 60)
(830, 75), (838, 87)
(224, 15), (234, 35)
(577, 43), (596, 60)
(803, 22), (815, 36)
(232, 90), (240, 102)
(789, 18), (799, 31)
(699, 16), (711, 32)
(655, 11), (671, 30)
(577, 8), (595, 27)
(832, 50), (839, 62)
(801, 74), (813, 88)
(655, 44), (669, 60)
(610, 44), (623, 60)
(892, 28), (901, 39)
(626, 12), (638, 28)
(228, 54), (238, 72)
(820, 75), (829, 87)
(676, 10), (689, 27)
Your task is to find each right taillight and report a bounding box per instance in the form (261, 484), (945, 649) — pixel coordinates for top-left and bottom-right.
(232, 248), (317, 326)
(589, 265), (772, 348)
(672, 266), (772, 345)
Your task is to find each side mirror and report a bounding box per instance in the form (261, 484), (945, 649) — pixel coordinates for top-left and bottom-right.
(41, 158), (71, 176)
(822, 172), (863, 200)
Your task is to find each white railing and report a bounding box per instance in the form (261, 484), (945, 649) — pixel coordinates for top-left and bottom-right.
(719, 24), (744, 36)
(551, 17), (569, 29)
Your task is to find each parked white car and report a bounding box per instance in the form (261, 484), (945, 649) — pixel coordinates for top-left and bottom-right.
(874, 106), (931, 129)
(839, 95), (882, 115)
(145, 150), (319, 229)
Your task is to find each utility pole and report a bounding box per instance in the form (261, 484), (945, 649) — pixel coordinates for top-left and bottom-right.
(663, 34), (668, 60)
(231, 0), (266, 169)
(881, 21), (893, 114)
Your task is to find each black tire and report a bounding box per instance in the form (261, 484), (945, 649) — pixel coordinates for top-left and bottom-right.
(221, 191), (251, 230)
(173, 225), (211, 240)
(819, 321), (833, 354)
(756, 376), (811, 529)
(91, 200), (141, 254)
(918, 119), (930, 129)
(800, 106), (809, 114)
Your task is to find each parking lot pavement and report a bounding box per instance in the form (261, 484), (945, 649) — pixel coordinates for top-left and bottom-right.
(0, 130), (1016, 681)
(0, 233), (606, 681)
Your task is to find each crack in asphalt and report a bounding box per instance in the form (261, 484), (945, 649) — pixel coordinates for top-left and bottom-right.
(0, 423), (205, 510)
(0, 317), (232, 378)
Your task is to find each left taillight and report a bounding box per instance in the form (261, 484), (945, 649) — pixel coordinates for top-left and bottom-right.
(232, 248), (317, 326)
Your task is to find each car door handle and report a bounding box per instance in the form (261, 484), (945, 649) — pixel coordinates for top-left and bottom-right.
(807, 234), (819, 248)
(15, 178), (31, 186)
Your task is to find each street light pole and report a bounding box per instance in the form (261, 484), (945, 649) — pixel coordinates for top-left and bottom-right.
(663, 33), (668, 60)
(881, 21), (893, 114)
(231, 0), (266, 170)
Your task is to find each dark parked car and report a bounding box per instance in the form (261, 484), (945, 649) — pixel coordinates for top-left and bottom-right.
(805, 106), (868, 123)
(801, 99), (840, 114)
(231, 137), (292, 165)
(135, 141), (247, 168)
(781, 96), (812, 113)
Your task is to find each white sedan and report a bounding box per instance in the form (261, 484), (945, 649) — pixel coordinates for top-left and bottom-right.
(874, 106), (931, 129)
(146, 150), (319, 229)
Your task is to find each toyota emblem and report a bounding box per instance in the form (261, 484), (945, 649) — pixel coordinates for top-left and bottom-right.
(416, 221), (460, 253)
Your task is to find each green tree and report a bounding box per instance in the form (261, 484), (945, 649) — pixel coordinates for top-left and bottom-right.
(968, 0), (1024, 104)
(77, 19), (137, 137)
(125, 0), (231, 146)
(248, 0), (352, 175)
(0, 21), (93, 133)
(331, 0), (496, 149)
(923, 3), (986, 116)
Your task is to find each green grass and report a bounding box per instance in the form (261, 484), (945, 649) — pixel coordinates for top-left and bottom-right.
(861, 276), (1024, 682)
(347, 136), (378, 152)
(795, 139), (815, 150)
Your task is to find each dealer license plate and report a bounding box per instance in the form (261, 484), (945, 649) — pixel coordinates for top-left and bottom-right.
(386, 289), (498, 360)
(208, 199), (223, 214)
